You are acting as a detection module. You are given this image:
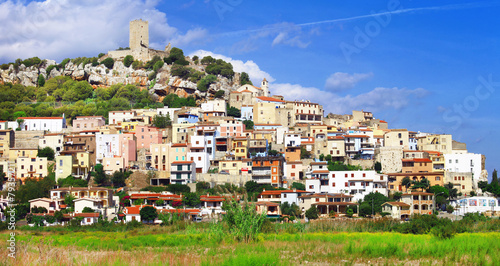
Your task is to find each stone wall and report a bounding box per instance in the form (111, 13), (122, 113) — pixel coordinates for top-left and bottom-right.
(375, 146), (403, 173)
(196, 173), (252, 187)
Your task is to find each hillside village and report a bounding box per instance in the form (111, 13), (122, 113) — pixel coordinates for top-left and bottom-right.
(0, 20), (499, 226)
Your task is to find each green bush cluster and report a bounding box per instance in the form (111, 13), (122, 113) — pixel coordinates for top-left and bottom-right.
(201, 56), (234, 79)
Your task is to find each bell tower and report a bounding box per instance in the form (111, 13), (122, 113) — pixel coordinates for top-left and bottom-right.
(129, 19), (149, 50)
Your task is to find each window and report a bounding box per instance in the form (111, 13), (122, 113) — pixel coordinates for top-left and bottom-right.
(40, 165), (43, 169)
(462, 185), (465, 189)
(436, 176), (440, 181)
(345, 182), (348, 187)
(351, 173), (354, 177)
(362, 173), (366, 177)
(292, 165), (295, 169)
(309, 185), (314, 189)
(315, 198), (319, 202)
(291, 173), (295, 177)
(332, 182), (335, 187)
(59, 160), (63, 166)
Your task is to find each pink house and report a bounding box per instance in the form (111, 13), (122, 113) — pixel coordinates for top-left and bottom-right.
(135, 125), (163, 150)
(72, 116), (106, 132)
(119, 133), (137, 167)
(219, 119), (244, 137)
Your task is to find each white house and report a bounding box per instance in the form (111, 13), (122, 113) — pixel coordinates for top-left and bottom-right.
(452, 196), (500, 216)
(201, 99), (226, 113)
(74, 198), (104, 214)
(444, 153), (486, 190)
(170, 161), (196, 184)
(257, 189), (308, 206)
(108, 110), (136, 125)
(18, 116), (66, 132)
(306, 169), (388, 202)
(95, 133), (121, 164)
(39, 133), (64, 156)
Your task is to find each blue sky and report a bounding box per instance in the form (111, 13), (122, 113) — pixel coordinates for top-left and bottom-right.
(0, 0), (499, 178)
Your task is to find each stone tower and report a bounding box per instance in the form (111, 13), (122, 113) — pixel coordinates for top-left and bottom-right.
(262, 78), (269, 97)
(129, 19), (149, 50)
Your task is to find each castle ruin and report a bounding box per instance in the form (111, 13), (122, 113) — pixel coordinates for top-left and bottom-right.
(108, 19), (171, 62)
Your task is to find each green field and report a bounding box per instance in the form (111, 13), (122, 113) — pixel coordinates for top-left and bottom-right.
(1, 229), (499, 265)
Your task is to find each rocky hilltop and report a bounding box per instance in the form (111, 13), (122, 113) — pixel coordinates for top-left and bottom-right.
(0, 58), (242, 101)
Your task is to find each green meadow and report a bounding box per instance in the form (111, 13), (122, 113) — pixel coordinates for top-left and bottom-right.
(1, 229), (499, 265)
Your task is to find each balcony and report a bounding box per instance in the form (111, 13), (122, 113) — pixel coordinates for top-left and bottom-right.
(401, 210), (411, 215)
(253, 176), (272, 184)
(252, 170), (272, 176)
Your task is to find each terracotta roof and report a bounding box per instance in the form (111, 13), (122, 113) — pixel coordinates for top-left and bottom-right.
(231, 91), (242, 94)
(256, 96), (286, 103)
(328, 136), (344, 140)
(259, 190), (307, 196)
(200, 195), (226, 202)
(18, 117), (63, 120)
(310, 162), (327, 165)
(386, 172), (442, 176)
(74, 213), (100, 218)
(379, 120), (387, 123)
(402, 158), (432, 163)
(255, 201), (279, 206)
(240, 89), (253, 93)
(312, 202), (358, 206)
(130, 193), (161, 199)
(171, 143), (188, 147)
(383, 202), (410, 207)
(344, 135), (369, 138)
(159, 209), (200, 214)
(172, 161), (194, 164)
(254, 124), (282, 126)
(312, 170), (330, 174)
(402, 192), (434, 196)
(298, 193), (353, 199)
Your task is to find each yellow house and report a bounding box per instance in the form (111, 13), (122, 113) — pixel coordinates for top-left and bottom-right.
(121, 121), (140, 132)
(73, 152), (90, 179)
(219, 160), (244, 175)
(233, 137), (248, 160)
(252, 129), (275, 144)
(55, 155), (73, 181)
(9, 148), (38, 161)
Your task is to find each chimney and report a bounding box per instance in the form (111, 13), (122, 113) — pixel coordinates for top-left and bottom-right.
(263, 188), (266, 192)
(293, 188), (296, 192)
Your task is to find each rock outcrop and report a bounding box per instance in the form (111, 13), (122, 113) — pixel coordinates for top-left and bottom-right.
(0, 58), (241, 100)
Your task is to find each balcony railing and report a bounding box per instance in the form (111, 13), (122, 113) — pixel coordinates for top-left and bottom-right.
(252, 170), (272, 176)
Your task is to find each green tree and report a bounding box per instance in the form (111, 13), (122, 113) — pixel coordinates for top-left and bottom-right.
(359, 192), (389, 216)
(444, 182), (458, 200)
(166, 184), (190, 194)
(101, 57), (115, 69)
(123, 55), (134, 67)
(15, 175), (56, 204)
(401, 176), (412, 192)
(64, 193), (76, 209)
(300, 146), (311, 159)
(291, 182), (305, 191)
(152, 113), (171, 128)
(243, 120), (253, 130)
(140, 206), (158, 222)
(92, 164), (108, 186)
(156, 199), (164, 206)
(82, 207), (95, 213)
(214, 90), (225, 99)
(54, 210), (63, 223)
(492, 169), (498, 185)
(196, 181), (211, 192)
(305, 206), (319, 220)
(221, 199), (266, 242)
(245, 181), (259, 194)
(197, 74), (217, 92)
(183, 192), (200, 208)
(111, 171), (127, 187)
(37, 147), (55, 160)
(240, 72), (253, 85)
(374, 162), (382, 172)
(38, 74), (45, 87)
(227, 106), (241, 118)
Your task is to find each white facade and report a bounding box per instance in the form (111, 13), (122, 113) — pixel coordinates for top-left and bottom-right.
(170, 161), (196, 184)
(108, 110), (136, 125)
(96, 133), (121, 164)
(74, 198), (103, 214)
(18, 117), (66, 132)
(39, 134), (64, 156)
(285, 133), (302, 147)
(444, 153), (484, 188)
(156, 107), (181, 119)
(452, 197), (500, 215)
(201, 99), (226, 113)
(306, 170), (388, 202)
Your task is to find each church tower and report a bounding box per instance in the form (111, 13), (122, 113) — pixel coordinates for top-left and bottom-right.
(261, 78), (269, 97)
(129, 19), (149, 50)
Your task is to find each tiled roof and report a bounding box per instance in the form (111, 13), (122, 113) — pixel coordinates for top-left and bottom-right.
(256, 96), (286, 103)
(18, 117), (63, 120)
(383, 202), (411, 207)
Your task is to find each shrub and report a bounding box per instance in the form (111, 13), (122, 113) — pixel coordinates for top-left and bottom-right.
(430, 224), (457, 239)
(305, 206), (319, 220)
(221, 199), (266, 242)
(101, 58), (115, 69)
(123, 55), (134, 67)
(214, 90), (225, 98)
(140, 206), (158, 223)
(446, 204), (455, 214)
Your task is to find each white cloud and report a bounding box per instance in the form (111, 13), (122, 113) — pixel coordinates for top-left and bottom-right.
(170, 28), (209, 47)
(324, 72), (373, 92)
(0, 0), (207, 63)
(272, 83), (428, 114)
(189, 50), (275, 83)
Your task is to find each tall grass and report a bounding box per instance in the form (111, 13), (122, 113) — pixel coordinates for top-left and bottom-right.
(2, 231), (498, 265)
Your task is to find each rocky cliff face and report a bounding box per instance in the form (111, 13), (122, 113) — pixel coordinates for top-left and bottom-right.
(0, 59), (241, 100)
